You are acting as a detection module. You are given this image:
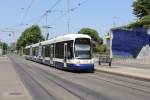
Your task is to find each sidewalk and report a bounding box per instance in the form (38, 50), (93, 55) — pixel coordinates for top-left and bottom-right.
(95, 63), (150, 81)
(0, 56), (32, 100)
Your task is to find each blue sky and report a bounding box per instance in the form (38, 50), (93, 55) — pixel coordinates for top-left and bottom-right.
(0, 0), (136, 44)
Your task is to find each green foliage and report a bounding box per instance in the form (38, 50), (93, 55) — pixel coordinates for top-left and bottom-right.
(132, 0), (150, 18)
(126, 15), (150, 28)
(16, 25), (44, 50)
(78, 28), (103, 44)
(97, 44), (107, 53)
(0, 42), (8, 55)
(126, 0), (150, 29)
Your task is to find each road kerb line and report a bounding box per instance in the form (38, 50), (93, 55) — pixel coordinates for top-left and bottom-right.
(95, 68), (150, 82)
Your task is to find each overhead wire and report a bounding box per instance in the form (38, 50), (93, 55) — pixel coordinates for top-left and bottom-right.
(51, 0), (89, 25)
(20, 0), (35, 25)
(34, 0), (62, 24)
(16, 0), (62, 28)
(19, 0), (89, 29)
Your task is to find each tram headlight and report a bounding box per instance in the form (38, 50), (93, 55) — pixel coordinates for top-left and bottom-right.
(91, 59), (94, 63)
(88, 59), (94, 64)
(74, 59), (81, 64)
(77, 60), (81, 64)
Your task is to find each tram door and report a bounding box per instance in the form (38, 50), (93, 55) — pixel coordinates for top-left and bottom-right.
(39, 44), (42, 58)
(64, 43), (67, 67)
(30, 46), (32, 57)
(50, 45), (54, 66)
(29, 46), (32, 60)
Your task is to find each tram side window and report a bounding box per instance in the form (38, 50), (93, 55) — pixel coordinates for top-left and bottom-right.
(42, 46), (45, 57)
(24, 49), (26, 55)
(32, 47), (36, 56)
(23, 49), (25, 55)
(55, 42), (64, 58)
(67, 41), (73, 59)
(25, 48), (30, 55)
(45, 45), (50, 57)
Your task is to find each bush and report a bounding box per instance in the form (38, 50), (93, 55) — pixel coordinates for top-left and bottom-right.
(96, 44), (107, 54)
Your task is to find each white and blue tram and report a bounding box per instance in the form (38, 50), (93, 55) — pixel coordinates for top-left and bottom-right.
(24, 34), (94, 72)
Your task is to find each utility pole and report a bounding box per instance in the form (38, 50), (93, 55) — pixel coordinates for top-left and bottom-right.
(45, 12), (50, 40)
(46, 12), (48, 35)
(42, 12), (53, 40)
(67, 0), (70, 33)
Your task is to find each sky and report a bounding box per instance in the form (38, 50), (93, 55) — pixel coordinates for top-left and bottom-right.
(0, 0), (136, 44)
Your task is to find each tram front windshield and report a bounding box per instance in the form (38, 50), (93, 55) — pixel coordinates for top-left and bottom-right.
(75, 38), (91, 59)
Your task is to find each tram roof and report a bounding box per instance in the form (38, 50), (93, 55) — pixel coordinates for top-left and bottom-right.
(25, 34), (91, 48)
(25, 43), (39, 48)
(41, 33), (91, 45)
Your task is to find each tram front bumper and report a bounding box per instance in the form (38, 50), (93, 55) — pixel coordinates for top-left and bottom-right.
(67, 63), (94, 71)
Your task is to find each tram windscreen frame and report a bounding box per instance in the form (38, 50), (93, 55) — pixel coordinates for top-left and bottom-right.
(75, 38), (91, 59)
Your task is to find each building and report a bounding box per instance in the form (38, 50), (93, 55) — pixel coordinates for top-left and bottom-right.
(105, 27), (150, 59)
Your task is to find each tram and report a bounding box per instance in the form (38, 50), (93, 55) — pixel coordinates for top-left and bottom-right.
(24, 34), (94, 72)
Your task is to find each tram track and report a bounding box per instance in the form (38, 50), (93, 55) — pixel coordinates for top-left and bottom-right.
(94, 71), (150, 89)
(9, 55), (150, 100)
(10, 57), (57, 100)
(15, 56), (112, 100)
(30, 58), (150, 95)
(23, 56), (150, 95)
(20, 62), (84, 100)
(86, 73), (150, 94)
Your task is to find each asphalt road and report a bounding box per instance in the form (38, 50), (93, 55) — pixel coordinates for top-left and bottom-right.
(9, 55), (150, 100)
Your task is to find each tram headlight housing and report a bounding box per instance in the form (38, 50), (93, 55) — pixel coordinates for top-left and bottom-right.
(90, 59), (94, 64)
(74, 59), (81, 64)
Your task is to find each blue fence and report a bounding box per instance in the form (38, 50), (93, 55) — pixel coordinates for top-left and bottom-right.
(111, 28), (150, 58)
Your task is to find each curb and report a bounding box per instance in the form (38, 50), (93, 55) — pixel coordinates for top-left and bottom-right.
(95, 68), (150, 82)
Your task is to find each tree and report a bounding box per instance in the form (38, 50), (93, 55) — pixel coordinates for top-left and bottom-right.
(0, 42), (8, 55)
(16, 25), (44, 50)
(97, 44), (107, 53)
(126, 15), (150, 28)
(132, 0), (150, 18)
(78, 28), (103, 44)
